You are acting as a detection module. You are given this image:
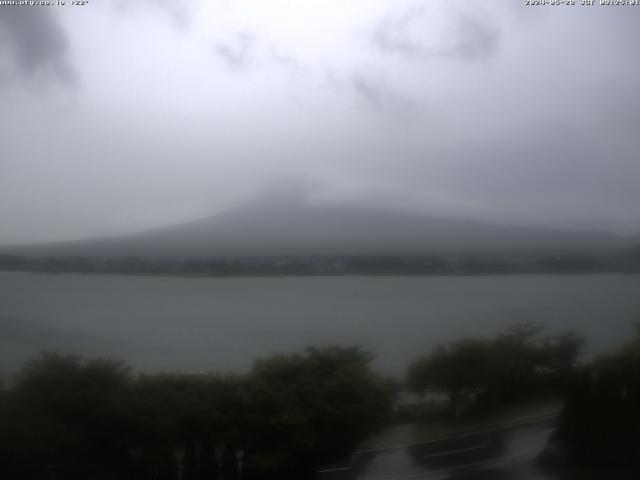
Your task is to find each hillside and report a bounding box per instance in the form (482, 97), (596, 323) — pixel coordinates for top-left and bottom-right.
(0, 195), (624, 259)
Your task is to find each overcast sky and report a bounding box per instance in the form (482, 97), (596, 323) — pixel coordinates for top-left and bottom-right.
(1, 0), (639, 244)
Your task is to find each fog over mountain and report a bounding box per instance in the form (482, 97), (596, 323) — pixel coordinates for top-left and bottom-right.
(3, 190), (625, 259)
(1, 2), (639, 245)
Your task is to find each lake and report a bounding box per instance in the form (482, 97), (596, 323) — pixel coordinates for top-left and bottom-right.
(1, 272), (639, 377)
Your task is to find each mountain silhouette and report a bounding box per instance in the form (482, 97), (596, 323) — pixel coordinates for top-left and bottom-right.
(2, 193), (624, 258)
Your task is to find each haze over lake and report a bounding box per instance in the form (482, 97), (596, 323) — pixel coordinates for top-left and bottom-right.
(2, 271), (638, 377)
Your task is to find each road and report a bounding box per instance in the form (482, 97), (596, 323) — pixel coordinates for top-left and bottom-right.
(318, 415), (559, 480)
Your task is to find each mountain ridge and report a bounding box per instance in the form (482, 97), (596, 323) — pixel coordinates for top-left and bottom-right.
(1, 197), (628, 259)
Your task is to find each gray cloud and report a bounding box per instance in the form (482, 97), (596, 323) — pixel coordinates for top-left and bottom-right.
(372, 4), (499, 62)
(215, 33), (257, 71)
(0, 9), (74, 84)
(444, 13), (499, 62)
(113, 0), (194, 28)
(1, 1), (640, 244)
(269, 47), (303, 72)
(351, 76), (422, 123)
(372, 4), (427, 57)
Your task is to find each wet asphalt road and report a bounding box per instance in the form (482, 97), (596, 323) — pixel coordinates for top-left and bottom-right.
(319, 417), (558, 480)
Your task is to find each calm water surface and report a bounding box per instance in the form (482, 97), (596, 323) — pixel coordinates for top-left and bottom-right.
(1, 272), (639, 376)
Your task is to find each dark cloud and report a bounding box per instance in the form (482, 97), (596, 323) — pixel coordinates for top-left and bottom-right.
(0, 9), (74, 84)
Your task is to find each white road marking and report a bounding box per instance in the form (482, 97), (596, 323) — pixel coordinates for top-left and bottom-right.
(422, 443), (488, 459)
(353, 414), (558, 455)
(381, 450), (538, 480)
(318, 466), (352, 473)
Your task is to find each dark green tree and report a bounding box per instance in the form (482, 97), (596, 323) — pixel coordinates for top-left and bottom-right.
(407, 338), (492, 416)
(407, 323), (584, 415)
(5, 353), (133, 479)
(557, 325), (640, 467)
(245, 346), (393, 476)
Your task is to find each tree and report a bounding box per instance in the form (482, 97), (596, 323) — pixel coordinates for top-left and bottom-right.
(245, 346), (393, 477)
(5, 353), (133, 479)
(492, 323), (584, 401)
(407, 323), (585, 415)
(128, 372), (247, 480)
(407, 338), (492, 416)
(555, 326), (640, 467)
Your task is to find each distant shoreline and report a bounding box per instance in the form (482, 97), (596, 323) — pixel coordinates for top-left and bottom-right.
(2, 250), (638, 278)
(0, 262), (640, 278)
